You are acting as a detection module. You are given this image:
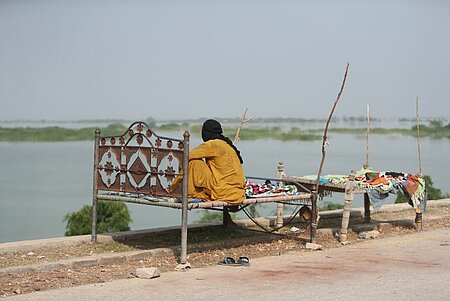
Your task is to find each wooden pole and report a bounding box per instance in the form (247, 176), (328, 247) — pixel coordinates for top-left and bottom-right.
(229, 109), (254, 227)
(233, 108), (255, 145)
(415, 96), (423, 230)
(364, 104), (370, 169)
(416, 96), (423, 175)
(312, 62), (350, 243)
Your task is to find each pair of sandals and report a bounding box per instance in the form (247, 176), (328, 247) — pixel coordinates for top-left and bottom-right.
(218, 256), (250, 266)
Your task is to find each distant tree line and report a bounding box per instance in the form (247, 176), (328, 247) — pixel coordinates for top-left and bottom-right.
(1, 118), (450, 141)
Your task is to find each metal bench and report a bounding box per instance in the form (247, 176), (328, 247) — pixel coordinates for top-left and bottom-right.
(91, 121), (314, 266)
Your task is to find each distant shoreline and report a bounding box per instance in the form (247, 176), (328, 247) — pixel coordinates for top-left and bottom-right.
(1, 119), (450, 141)
(0, 115), (449, 125)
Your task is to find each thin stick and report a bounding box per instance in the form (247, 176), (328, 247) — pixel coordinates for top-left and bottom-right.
(233, 108), (255, 144)
(310, 62), (350, 243)
(364, 104), (370, 169)
(416, 96), (422, 175)
(314, 62), (350, 193)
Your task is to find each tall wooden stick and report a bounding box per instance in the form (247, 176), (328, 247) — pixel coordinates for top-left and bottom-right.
(364, 104), (370, 169)
(416, 96), (423, 175)
(311, 62), (350, 243)
(233, 108), (255, 145)
(314, 62), (350, 193)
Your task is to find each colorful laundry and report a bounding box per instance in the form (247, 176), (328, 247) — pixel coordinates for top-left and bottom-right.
(297, 169), (427, 213)
(245, 181), (298, 198)
(354, 169), (426, 212)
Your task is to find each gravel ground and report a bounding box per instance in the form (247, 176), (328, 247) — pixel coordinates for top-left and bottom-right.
(1, 205), (450, 298)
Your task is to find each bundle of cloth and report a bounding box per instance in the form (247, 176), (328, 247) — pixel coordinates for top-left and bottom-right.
(298, 169), (427, 213)
(245, 180), (298, 198)
(356, 170), (426, 213)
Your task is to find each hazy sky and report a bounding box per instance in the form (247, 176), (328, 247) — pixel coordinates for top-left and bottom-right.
(1, 0), (449, 121)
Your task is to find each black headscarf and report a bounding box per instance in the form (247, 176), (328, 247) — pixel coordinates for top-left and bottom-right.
(201, 119), (243, 164)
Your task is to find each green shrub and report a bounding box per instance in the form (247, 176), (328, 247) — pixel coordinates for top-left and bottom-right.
(63, 201), (132, 236)
(194, 210), (228, 224)
(158, 123), (183, 131)
(319, 202), (344, 211)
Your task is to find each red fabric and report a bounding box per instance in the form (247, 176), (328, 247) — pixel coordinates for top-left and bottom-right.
(401, 174), (420, 197)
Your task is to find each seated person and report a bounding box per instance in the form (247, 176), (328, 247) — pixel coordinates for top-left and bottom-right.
(188, 119), (245, 204)
(171, 119), (245, 204)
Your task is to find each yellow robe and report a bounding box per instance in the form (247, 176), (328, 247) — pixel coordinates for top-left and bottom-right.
(188, 139), (245, 204)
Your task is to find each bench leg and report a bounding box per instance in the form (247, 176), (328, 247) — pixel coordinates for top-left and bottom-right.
(339, 177), (355, 243)
(275, 203), (284, 232)
(175, 198), (192, 270)
(310, 194), (318, 243)
(340, 197), (352, 243)
(364, 193), (371, 223)
(180, 198), (188, 265)
(223, 207), (231, 226)
(91, 196), (97, 243)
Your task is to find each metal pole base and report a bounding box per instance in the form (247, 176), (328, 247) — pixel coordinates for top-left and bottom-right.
(175, 262), (191, 271)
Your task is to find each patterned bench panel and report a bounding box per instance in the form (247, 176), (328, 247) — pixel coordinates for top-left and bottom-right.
(95, 122), (188, 198)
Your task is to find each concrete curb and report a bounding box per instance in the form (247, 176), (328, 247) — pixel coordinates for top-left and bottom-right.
(0, 248), (176, 277)
(0, 224), (215, 255)
(0, 235), (113, 255)
(1, 199), (449, 277)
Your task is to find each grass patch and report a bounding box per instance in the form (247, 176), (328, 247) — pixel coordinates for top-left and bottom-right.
(0, 123), (127, 142)
(318, 124), (450, 139)
(223, 126), (321, 141)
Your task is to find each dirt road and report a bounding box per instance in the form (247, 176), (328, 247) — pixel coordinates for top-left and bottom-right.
(7, 228), (450, 301)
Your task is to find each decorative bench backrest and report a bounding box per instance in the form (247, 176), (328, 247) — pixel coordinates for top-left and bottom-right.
(93, 122), (190, 198)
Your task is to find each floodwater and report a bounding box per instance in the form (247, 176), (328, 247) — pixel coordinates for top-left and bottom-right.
(0, 133), (448, 243)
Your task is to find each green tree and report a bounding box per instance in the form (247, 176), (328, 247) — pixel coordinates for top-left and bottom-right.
(64, 201), (132, 236)
(429, 119), (444, 129)
(424, 175), (450, 200)
(145, 117), (156, 128)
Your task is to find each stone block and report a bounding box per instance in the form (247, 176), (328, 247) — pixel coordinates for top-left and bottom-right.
(305, 242), (323, 250)
(358, 230), (380, 239)
(136, 267), (161, 279)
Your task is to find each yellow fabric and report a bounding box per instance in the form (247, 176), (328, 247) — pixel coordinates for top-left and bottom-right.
(188, 139), (245, 204)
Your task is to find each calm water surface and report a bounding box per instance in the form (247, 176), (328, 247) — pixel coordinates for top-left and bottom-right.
(0, 134), (448, 243)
